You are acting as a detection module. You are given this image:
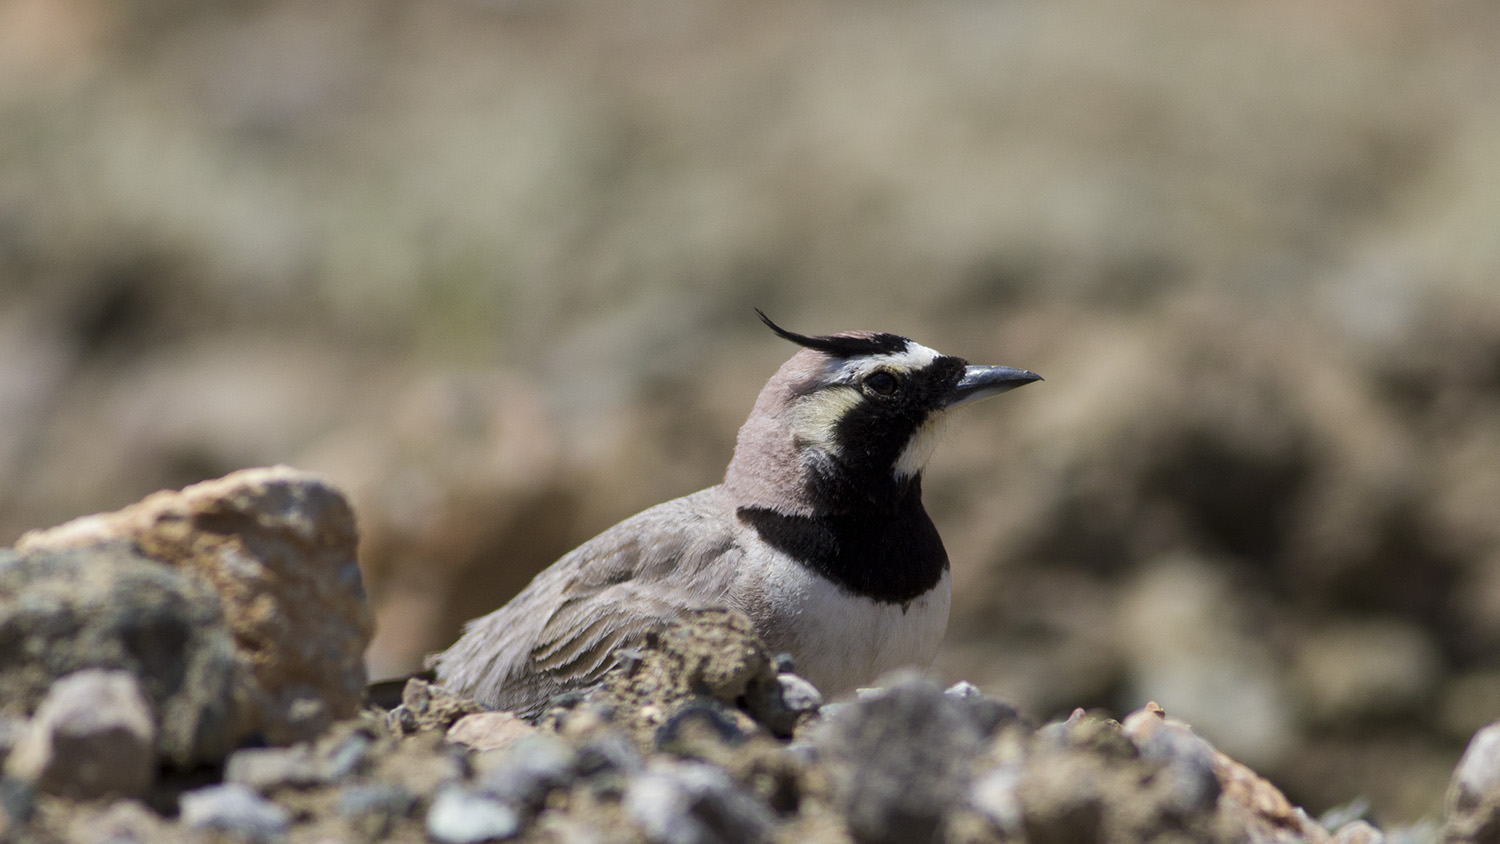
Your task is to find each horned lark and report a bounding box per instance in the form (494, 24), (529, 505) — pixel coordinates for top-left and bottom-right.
(433, 312), (1040, 715)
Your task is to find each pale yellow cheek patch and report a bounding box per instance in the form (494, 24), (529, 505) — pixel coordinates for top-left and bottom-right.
(788, 388), (863, 453)
(894, 413), (952, 478)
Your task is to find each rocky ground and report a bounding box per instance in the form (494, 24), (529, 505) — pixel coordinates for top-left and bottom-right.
(2, 468), (1499, 844)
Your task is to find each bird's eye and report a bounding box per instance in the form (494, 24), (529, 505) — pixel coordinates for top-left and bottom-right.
(864, 371), (899, 396)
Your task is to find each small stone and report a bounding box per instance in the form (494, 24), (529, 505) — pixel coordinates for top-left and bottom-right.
(1318, 797), (1373, 833)
(427, 786), (521, 844)
(6, 670), (156, 800)
(322, 729), (375, 780)
(576, 729), (644, 795)
(969, 765), (1024, 835)
(338, 783), (418, 839)
(0, 778), (35, 828)
(337, 782), (418, 819)
(813, 673), (985, 844)
(1121, 703), (1221, 813)
(944, 681), (983, 700)
(0, 716), (27, 770)
(180, 783), (292, 844)
(448, 711), (537, 752)
(1449, 722), (1500, 813)
(745, 673), (823, 737)
(224, 745), (324, 793)
(656, 702), (754, 754)
(393, 679), (483, 734)
(475, 733), (578, 810)
(624, 759), (775, 844)
(1016, 755), (1106, 844)
(69, 799), (174, 843)
(778, 674), (823, 712)
(1330, 820), (1385, 844)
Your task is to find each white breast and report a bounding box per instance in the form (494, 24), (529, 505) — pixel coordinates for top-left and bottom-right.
(738, 551), (952, 699)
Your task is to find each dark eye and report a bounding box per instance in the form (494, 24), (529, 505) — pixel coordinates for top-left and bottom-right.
(864, 370), (899, 396)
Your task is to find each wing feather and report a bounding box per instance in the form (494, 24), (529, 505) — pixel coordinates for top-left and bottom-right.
(431, 487), (743, 716)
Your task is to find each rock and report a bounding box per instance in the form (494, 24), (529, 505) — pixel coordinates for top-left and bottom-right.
(18, 466), (373, 745)
(1445, 721), (1500, 844)
(1121, 702), (1221, 814)
(1015, 752), (1107, 844)
(624, 759), (776, 844)
(1213, 747), (1331, 844)
(448, 711), (537, 752)
(322, 728), (376, 780)
(969, 765), (1025, 836)
(1329, 820), (1385, 844)
(813, 673), (985, 844)
(337, 783), (418, 839)
(0, 546), (238, 765)
(475, 732), (579, 811)
(180, 783), (293, 844)
(0, 716), (29, 771)
(5, 670), (156, 800)
(586, 609), (781, 745)
(427, 785), (522, 844)
(392, 678), (485, 735)
(224, 745), (325, 793)
(945, 680), (984, 700)
(1011, 707), (1244, 844)
(63, 799), (175, 844)
(656, 702), (755, 754)
(744, 673), (823, 739)
(575, 728), (645, 783)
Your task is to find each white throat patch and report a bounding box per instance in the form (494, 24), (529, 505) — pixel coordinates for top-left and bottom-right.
(894, 412), (952, 479)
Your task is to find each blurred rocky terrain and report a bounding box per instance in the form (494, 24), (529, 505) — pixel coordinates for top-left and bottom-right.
(4, 0), (1500, 826)
(5, 471), (1500, 843)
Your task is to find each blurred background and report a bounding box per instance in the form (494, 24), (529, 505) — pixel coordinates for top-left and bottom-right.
(4, 0), (1500, 824)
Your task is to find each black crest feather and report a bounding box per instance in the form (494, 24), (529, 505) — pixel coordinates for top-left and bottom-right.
(756, 309), (909, 358)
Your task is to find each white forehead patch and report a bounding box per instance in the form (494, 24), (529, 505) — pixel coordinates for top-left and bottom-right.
(827, 340), (944, 382)
(884, 341), (943, 370)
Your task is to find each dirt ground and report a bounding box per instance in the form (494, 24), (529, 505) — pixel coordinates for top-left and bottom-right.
(4, 0), (1500, 825)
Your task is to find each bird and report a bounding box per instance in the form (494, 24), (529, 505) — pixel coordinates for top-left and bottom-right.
(430, 311), (1040, 717)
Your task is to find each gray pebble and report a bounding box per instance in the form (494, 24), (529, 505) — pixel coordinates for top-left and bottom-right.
(1330, 820), (1386, 844)
(969, 765), (1024, 835)
(323, 730), (374, 780)
(427, 786), (522, 844)
(337, 782), (417, 819)
(224, 745), (323, 793)
(7, 670), (157, 800)
(180, 783), (292, 844)
(1449, 721), (1500, 813)
(814, 673), (986, 844)
(477, 733), (578, 810)
(944, 681), (983, 700)
(577, 730), (644, 779)
(624, 760), (775, 844)
(776, 674), (824, 715)
(1123, 710), (1220, 813)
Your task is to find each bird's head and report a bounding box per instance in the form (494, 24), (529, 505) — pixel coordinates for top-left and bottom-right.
(724, 311), (1041, 513)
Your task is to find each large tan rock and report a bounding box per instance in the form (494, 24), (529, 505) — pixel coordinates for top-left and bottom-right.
(18, 466), (373, 745)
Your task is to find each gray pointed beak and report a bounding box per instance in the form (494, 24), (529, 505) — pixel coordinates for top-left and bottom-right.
(944, 365), (1042, 409)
